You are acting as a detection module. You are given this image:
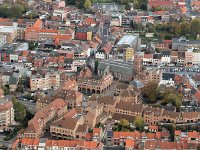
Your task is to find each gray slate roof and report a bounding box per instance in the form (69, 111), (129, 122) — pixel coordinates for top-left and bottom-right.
(98, 60), (134, 75)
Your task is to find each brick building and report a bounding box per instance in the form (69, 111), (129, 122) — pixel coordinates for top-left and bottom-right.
(148, 0), (176, 10)
(50, 108), (87, 140)
(30, 71), (60, 91)
(21, 98), (67, 139)
(78, 73), (113, 94)
(75, 26), (93, 41)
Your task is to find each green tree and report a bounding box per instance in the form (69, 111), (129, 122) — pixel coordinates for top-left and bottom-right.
(1, 86), (10, 95)
(163, 93), (182, 111)
(16, 84), (24, 93)
(12, 97), (26, 122)
(119, 119), (129, 127)
(190, 19), (200, 38)
(84, 0), (92, 9)
(0, 4), (9, 18)
(0, 3), (24, 19)
(180, 21), (190, 35)
(28, 41), (38, 50)
(26, 11), (39, 19)
(134, 116), (144, 131)
(94, 60), (99, 74)
(142, 82), (159, 103)
(9, 4), (24, 18)
(174, 24), (182, 36)
(24, 94), (32, 100)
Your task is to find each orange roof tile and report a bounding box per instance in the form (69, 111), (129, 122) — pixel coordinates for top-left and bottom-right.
(22, 50), (29, 57)
(175, 130), (181, 136)
(149, 125), (159, 131)
(194, 91), (200, 102)
(84, 141), (98, 149)
(113, 131), (142, 139)
(125, 139), (135, 147)
(156, 132), (162, 139)
(147, 16), (154, 20)
(86, 133), (93, 140)
(93, 128), (101, 133)
(54, 35), (72, 46)
(85, 17), (96, 24)
(163, 40), (172, 43)
(144, 54), (153, 59)
(21, 138), (39, 146)
(33, 19), (43, 28)
(40, 29), (58, 33)
(66, 53), (74, 59)
(0, 18), (10, 22)
(147, 133), (156, 139)
(180, 6), (187, 13)
(188, 131), (199, 138)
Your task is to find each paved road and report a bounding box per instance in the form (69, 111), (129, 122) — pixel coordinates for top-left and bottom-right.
(19, 100), (36, 114)
(0, 138), (14, 149)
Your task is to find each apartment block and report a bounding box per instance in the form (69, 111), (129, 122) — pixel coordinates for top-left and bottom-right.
(0, 26), (17, 43)
(50, 108), (87, 140)
(0, 96), (14, 132)
(21, 98), (67, 139)
(30, 71), (60, 91)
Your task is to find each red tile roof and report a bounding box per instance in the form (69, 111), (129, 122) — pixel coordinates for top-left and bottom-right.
(144, 54), (153, 59)
(188, 131), (199, 138)
(21, 138), (39, 146)
(40, 29), (58, 33)
(0, 18), (10, 22)
(85, 17), (96, 24)
(113, 131), (142, 139)
(45, 140), (98, 148)
(149, 125), (159, 131)
(33, 19), (43, 28)
(175, 130), (181, 136)
(163, 40), (172, 43)
(125, 139), (135, 147)
(194, 91), (200, 103)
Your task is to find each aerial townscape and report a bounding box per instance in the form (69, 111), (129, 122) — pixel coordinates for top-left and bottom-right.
(0, 0), (200, 149)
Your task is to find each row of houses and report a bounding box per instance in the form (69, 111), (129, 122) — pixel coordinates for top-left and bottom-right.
(12, 129), (200, 150)
(143, 49), (200, 66)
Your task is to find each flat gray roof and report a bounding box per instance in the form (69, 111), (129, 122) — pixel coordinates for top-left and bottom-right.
(116, 35), (138, 46)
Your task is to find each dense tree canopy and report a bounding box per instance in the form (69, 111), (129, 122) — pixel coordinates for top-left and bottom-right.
(115, 0), (147, 10)
(119, 119), (129, 127)
(0, 4), (24, 19)
(1, 86), (10, 95)
(162, 92), (182, 111)
(84, 0), (92, 9)
(190, 19), (200, 38)
(142, 82), (159, 103)
(65, 0), (84, 8)
(134, 116), (144, 131)
(12, 97), (26, 122)
(154, 18), (200, 39)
